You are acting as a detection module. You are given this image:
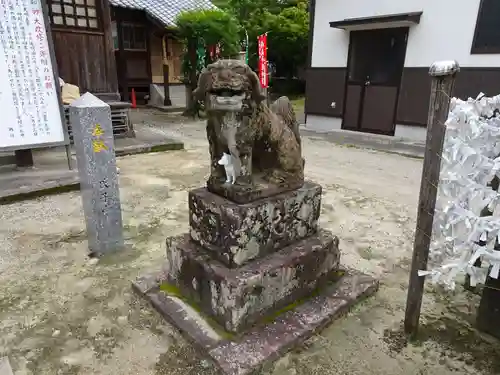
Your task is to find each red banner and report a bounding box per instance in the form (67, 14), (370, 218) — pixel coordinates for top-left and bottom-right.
(258, 34), (268, 88)
(209, 43), (222, 61)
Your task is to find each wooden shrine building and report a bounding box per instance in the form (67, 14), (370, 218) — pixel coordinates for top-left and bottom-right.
(45, 0), (214, 103)
(46, 0), (119, 101)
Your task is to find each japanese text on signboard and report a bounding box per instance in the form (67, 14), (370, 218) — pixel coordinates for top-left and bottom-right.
(0, 0), (65, 149)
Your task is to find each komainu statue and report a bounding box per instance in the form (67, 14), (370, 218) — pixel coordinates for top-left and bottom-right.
(193, 59), (304, 201)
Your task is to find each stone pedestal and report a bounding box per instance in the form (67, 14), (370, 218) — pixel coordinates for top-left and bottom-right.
(189, 182), (322, 267)
(133, 180), (378, 375)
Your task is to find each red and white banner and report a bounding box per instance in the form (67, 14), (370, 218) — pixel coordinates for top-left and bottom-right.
(209, 43), (222, 61)
(258, 33), (268, 88)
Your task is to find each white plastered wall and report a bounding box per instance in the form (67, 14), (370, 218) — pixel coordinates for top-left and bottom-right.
(307, 0), (500, 140)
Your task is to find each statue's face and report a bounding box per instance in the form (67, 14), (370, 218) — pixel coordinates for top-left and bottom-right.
(205, 68), (252, 113)
(207, 92), (246, 112)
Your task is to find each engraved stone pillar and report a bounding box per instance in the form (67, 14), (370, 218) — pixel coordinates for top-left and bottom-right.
(69, 92), (124, 256)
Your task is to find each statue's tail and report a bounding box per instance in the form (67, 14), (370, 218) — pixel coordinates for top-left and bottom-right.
(270, 96), (301, 147)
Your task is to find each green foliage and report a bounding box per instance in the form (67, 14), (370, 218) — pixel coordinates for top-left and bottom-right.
(266, 1), (309, 78)
(175, 9), (241, 55)
(223, 0), (309, 78)
(175, 9), (241, 89)
(211, 0), (230, 8)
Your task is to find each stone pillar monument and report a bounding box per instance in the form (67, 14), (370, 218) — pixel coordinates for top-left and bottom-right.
(133, 60), (378, 375)
(69, 92), (124, 256)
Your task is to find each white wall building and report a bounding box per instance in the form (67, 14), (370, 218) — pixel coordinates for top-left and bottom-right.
(305, 0), (500, 141)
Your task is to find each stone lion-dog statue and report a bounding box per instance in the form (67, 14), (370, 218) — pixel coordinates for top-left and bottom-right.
(193, 59), (304, 190)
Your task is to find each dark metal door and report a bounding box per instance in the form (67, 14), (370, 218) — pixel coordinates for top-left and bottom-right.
(342, 27), (408, 135)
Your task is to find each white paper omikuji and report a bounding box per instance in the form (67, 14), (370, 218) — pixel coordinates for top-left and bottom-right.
(421, 93), (500, 290)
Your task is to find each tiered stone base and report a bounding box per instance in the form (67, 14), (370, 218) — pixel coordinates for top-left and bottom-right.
(132, 181), (379, 374)
(133, 268), (378, 375)
(163, 230), (340, 333)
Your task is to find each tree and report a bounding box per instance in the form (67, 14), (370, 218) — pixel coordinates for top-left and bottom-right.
(175, 9), (241, 116)
(219, 0), (309, 78)
(266, 0), (309, 78)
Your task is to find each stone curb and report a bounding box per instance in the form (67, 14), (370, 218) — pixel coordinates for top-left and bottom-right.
(0, 178), (81, 205)
(147, 104), (186, 113)
(114, 141), (184, 157)
(0, 140), (184, 205)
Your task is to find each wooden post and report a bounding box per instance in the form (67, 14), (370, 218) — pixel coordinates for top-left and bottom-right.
(162, 36), (172, 106)
(116, 20), (129, 102)
(163, 63), (172, 106)
(477, 251), (500, 338)
(184, 38), (198, 117)
(14, 149), (34, 168)
(404, 60), (460, 337)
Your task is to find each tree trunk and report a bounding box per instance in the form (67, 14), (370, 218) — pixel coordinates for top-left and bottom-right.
(183, 38), (199, 118)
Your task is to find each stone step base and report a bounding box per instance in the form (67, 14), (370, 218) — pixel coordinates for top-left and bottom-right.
(132, 268), (379, 375)
(189, 181), (322, 268)
(163, 229), (340, 333)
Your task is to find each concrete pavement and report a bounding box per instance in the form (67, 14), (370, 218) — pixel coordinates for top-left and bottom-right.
(301, 126), (425, 159)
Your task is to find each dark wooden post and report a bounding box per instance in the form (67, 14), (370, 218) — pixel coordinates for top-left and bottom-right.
(184, 38), (198, 117)
(14, 149), (34, 168)
(404, 60), (460, 337)
(162, 36), (172, 106)
(163, 63), (172, 106)
(477, 252), (500, 338)
(116, 19), (128, 102)
(101, 0), (120, 98)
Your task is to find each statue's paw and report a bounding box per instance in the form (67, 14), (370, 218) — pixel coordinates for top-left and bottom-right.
(264, 170), (286, 184)
(234, 176), (253, 187)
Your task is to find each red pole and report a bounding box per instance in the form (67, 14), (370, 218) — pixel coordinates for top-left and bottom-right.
(131, 88), (137, 108)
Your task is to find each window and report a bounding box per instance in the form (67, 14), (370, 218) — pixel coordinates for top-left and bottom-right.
(121, 24), (146, 51)
(471, 0), (500, 54)
(48, 0), (99, 29)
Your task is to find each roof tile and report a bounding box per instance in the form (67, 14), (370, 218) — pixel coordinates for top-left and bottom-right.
(109, 0), (216, 27)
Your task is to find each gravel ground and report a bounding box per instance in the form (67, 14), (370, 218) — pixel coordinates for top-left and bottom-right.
(0, 109), (498, 375)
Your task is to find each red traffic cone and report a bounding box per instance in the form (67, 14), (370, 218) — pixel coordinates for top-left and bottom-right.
(131, 88), (137, 108)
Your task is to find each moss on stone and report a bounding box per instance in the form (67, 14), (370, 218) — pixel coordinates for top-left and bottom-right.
(260, 270), (346, 325)
(159, 269), (347, 340)
(159, 282), (235, 340)
(159, 282), (183, 298)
